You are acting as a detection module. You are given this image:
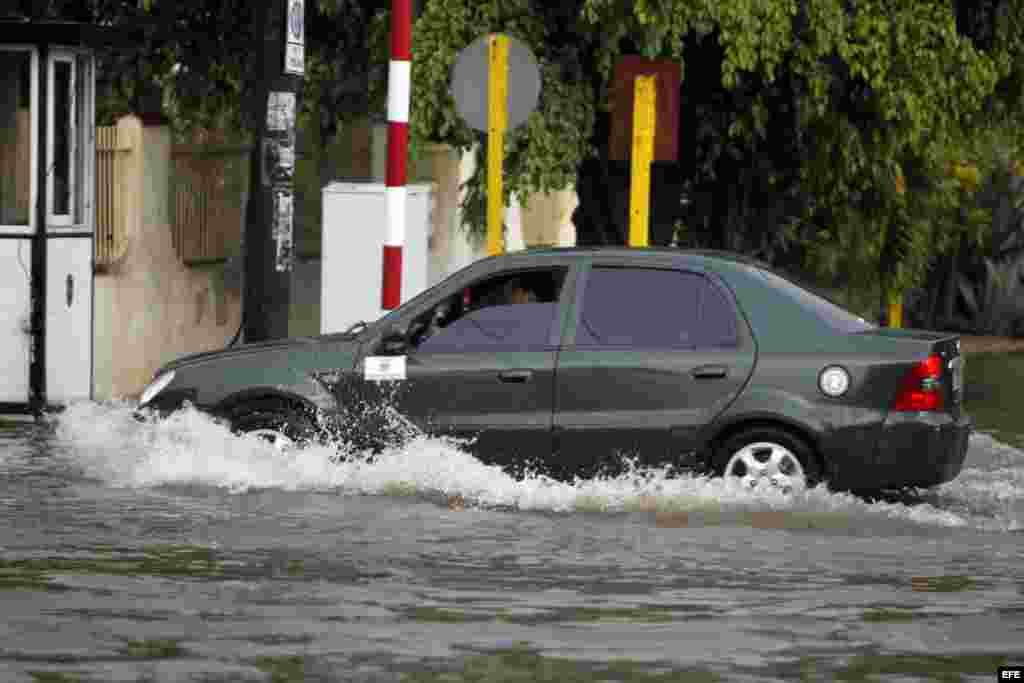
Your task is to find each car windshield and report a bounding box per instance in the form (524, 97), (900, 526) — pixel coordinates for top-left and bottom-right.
(746, 265), (876, 334)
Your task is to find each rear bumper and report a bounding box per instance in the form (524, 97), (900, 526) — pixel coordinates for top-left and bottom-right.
(861, 411), (972, 489)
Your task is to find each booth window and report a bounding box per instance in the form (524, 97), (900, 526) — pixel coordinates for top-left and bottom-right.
(0, 50), (31, 226)
(53, 59), (73, 218)
(74, 56), (89, 225)
(48, 51), (90, 228)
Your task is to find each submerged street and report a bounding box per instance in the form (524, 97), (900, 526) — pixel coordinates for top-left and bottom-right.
(0, 399), (1021, 683)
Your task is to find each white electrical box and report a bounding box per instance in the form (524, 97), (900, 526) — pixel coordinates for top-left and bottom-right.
(320, 182), (432, 334)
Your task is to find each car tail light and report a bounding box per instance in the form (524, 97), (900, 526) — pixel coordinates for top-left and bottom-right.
(892, 354), (945, 412)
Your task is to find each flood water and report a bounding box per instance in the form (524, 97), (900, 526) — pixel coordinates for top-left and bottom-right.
(1, 401), (1022, 682)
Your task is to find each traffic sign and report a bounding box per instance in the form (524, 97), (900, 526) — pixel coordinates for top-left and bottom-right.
(450, 34), (540, 132)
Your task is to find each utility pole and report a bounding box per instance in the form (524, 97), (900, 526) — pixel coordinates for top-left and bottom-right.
(243, 0), (304, 342)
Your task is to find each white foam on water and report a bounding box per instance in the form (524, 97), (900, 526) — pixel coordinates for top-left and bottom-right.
(52, 402), (1024, 532)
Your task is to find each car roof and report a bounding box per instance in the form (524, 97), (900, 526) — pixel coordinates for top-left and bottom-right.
(494, 246), (770, 270)
(493, 247), (874, 353)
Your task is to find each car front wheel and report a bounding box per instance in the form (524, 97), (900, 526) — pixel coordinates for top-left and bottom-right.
(714, 427), (821, 493)
(227, 398), (319, 454)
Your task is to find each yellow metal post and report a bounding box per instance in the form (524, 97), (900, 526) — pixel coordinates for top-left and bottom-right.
(629, 75), (656, 247)
(889, 296), (903, 328)
(487, 34), (509, 256)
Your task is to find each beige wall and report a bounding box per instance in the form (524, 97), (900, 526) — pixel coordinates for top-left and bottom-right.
(415, 143), (466, 285)
(93, 116), (241, 400)
(520, 190), (578, 247)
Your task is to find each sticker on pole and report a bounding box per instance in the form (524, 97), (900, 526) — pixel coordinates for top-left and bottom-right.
(284, 0), (305, 75)
(267, 92), (295, 132)
(272, 187), (294, 272)
(364, 356), (407, 382)
(450, 33), (541, 132)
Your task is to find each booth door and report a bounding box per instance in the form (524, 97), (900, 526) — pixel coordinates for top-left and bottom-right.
(46, 238), (92, 403)
(45, 49), (94, 404)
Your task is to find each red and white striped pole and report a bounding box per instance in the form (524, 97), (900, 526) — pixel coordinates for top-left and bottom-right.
(382, 0), (412, 310)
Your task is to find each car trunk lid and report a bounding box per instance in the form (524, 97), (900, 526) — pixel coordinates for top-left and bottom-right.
(853, 329), (963, 419)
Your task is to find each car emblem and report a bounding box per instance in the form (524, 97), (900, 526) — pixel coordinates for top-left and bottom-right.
(818, 365), (851, 398)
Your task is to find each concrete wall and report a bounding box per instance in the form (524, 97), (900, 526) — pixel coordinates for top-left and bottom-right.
(520, 189), (578, 248)
(93, 116), (241, 400)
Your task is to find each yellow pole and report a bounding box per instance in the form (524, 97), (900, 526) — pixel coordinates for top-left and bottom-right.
(629, 75), (656, 247)
(889, 295), (903, 328)
(487, 34), (508, 256)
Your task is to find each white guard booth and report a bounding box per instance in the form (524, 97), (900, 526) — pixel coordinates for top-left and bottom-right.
(0, 20), (97, 414)
(320, 182), (433, 334)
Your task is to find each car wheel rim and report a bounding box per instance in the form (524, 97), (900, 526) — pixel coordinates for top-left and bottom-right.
(723, 441), (806, 493)
(246, 428), (297, 453)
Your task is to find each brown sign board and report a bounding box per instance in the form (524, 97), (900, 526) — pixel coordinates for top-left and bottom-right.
(609, 56), (681, 163)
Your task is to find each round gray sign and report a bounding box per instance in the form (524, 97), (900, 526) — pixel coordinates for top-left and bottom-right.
(450, 34), (541, 132)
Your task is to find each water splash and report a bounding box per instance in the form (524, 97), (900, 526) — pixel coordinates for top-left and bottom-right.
(51, 402), (1024, 533)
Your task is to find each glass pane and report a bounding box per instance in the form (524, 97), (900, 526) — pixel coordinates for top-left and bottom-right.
(53, 60), (72, 216)
(579, 267), (703, 348)
(74, 56), (88, 224)
(697, 280), (739, 348)
(418, 303), (557, 353)
(0, 51), (31, 226)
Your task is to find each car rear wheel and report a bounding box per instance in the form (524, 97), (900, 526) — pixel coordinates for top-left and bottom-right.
(714, 427), (820, 493)
(227, 398), (319, 454)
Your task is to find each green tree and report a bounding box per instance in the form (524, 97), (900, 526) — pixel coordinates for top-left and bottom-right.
(410, 0), (1024, 310)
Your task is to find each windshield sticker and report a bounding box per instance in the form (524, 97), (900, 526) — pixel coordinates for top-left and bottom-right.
(364, 356), (407, 382)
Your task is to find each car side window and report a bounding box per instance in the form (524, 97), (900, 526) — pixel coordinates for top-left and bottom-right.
(699, 278), (739, 348)
(407, 266), (567, 353)
(576, 267), (738, 349)
(418, 302), (558, 353)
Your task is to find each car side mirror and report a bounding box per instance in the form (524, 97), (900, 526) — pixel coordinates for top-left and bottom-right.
(378, 329), (409, 355)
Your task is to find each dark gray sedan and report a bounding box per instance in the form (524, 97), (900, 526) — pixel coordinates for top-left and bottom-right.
(137, 248), (971, 493)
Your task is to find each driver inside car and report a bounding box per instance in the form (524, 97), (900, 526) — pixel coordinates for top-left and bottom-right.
(409, 277), (541, 347)
(502, 278), (538, 305)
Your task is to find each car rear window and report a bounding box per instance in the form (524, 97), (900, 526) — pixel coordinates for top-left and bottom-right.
(577, 267), (738, 349)
(745, 266), (875, 333)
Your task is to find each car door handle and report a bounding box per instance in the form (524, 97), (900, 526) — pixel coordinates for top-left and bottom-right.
(692, 365), (728, 380)
(498, 370), (533, 383)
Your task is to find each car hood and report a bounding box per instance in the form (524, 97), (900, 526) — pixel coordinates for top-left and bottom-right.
(158, 331), (367, 374)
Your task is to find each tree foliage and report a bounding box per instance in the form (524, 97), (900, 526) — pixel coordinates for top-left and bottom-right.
(411, 0), (596, 205)
(410, 0), (1024, 300)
